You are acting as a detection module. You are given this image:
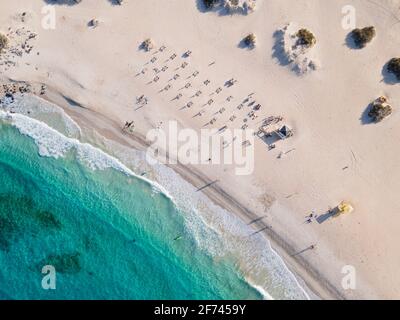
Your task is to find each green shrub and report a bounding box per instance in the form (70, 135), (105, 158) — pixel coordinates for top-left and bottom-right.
(388, 58), (400, 80)
(243, 33), (256, 48)
(296, 29), (316, 48)
(368, 102), (392, 123)
(203, 0), (219, 9)
(0, 33), (8, 53)
(351, 26), (376, 48)
(141, 38), (154, 51)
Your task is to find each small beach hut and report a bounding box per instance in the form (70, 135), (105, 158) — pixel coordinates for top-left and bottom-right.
(275, 125), (293, 140)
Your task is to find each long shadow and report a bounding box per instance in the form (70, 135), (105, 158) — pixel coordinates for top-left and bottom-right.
(62, 95), (85, 108)
(249, 226), (270, 236)
(272, 29), (290, 67)
(44, 0), (124, 5)
(196, 180), (219, 192)
(316, 208), (338, 224)
(381, 61), (399, 85)
(247, 215), (267, 225)
(291, 245), (315, 257)
(43, 0), (81, 5)
(134, 105), (145, 111)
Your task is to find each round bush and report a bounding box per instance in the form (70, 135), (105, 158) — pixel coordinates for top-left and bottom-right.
(351, 26), (376, 48)
(388, 58), (400, 80)
(0, 33), (9, 53)
(296, 29), (316, 48)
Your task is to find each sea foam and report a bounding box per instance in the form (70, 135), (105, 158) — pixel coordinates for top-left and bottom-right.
(0, 99), (310, 300)
(0, 109), (171, 200)
(2, 94), (81, 138)
(100, 132), (311, 300)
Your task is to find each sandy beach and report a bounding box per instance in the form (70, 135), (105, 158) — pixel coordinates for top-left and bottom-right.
(2, 0), (400, 299)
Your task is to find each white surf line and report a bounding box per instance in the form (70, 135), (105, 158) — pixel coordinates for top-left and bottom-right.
(0, 109), (174, 201)
(0, 109), (311, 300)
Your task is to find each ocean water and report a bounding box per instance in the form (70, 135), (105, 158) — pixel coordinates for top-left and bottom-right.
(0, 95), (309, 300)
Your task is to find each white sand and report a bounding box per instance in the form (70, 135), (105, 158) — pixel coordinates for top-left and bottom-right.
(2, 0), (400, 299)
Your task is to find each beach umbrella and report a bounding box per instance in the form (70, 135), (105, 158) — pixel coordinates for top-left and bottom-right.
(336, 201), (354, 215)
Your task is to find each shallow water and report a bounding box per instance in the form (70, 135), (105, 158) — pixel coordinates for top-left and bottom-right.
(0, 96), (309, 300)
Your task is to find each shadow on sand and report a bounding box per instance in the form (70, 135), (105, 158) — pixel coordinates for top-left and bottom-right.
(43, 0), (82, 5)
(237, 37), (255, 50)
(107, 0), (124, 5)
(44, 0), (123, 5)
(247, 215), (267, 226)
(272, 30), (291, 67)
(291, 245), (316, 257)
(360, 103), (375, 125)
(195, 0), (247, 16)
(316, 207), (339, 224)
(260, 134), (281, 149)
(381, 61), (399, 85)
(249, 225), (270, 236)
(344, 31), (360, 50)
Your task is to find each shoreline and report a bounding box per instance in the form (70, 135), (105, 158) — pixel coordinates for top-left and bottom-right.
(39, 87), (343, 300)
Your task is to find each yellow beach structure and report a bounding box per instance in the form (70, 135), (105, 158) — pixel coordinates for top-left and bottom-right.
(335, 201), (354, 217)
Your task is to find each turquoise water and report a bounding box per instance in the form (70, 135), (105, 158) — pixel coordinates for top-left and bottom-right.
(0, 122), (262, 300)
